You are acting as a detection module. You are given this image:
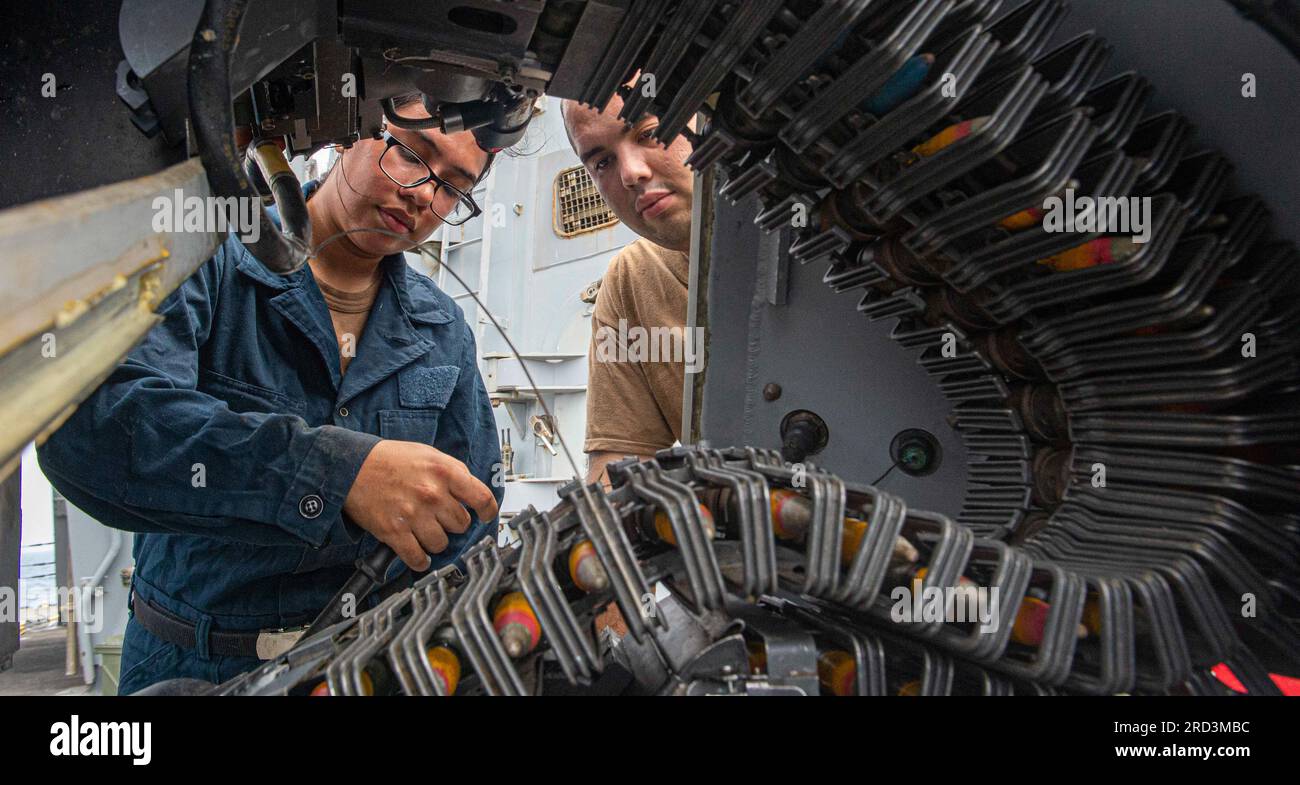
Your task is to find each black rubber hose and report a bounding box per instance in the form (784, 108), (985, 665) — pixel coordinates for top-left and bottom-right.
(187, 0), (309, 273)
(382, 96), (444, 129)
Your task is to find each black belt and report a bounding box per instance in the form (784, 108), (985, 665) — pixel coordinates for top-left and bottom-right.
(131, 592), (305, 660)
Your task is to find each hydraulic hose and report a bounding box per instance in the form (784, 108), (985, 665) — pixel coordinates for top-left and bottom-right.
(187, 0), (310, 273)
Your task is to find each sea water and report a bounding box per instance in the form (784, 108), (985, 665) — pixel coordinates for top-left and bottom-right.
(18, 545), (58, 626)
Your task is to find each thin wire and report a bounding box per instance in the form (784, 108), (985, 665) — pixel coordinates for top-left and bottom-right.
(310, 225), (583, 482)
(870, 459), (901, 486)
(380, 48), (500, 79)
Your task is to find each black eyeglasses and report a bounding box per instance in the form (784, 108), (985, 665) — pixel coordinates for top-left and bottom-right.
(378, 132), (481, 226)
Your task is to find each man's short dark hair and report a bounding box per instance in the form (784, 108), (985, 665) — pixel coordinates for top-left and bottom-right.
(559, 98), (578, 150)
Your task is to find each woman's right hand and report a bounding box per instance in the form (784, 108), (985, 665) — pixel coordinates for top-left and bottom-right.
(343, 439), (499, 570)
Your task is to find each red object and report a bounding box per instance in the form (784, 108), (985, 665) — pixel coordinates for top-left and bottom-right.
(1211, 663), (1300, 695)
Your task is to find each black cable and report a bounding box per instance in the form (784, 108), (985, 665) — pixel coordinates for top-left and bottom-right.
(188, 0), (309, 273)
(870, 459), (901, 486)
(381, 97), (444, 130)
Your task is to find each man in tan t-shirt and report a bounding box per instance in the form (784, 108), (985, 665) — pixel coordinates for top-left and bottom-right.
(562, 86), (697, 486)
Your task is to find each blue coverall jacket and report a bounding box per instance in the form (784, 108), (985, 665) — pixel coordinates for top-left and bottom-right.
(37, 204), (503, 691)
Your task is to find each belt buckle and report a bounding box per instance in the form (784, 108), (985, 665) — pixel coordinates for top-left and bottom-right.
(255, 626), (307, 660)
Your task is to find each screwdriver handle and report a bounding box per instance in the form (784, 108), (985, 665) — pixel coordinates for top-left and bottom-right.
(302, 545), (402, 641)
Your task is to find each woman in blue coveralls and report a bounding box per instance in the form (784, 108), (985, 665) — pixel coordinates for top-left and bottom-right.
(38, 95), (504, 693)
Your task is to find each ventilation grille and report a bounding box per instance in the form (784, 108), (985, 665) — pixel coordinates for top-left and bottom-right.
(553, 165), (619, 237)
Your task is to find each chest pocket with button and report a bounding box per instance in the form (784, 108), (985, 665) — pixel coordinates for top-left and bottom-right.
(379, 364), (461, 444)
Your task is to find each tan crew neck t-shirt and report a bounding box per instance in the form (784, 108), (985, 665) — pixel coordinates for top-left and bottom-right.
(585, 238), (691, 456)
(316, 269), (383, 376)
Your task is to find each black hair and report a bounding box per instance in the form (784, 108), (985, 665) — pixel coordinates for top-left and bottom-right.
(318, 91), (496, 185)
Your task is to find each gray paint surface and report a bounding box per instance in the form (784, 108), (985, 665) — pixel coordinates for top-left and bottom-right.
(66, 504), (134, 687)
(697, 194), (969, 517)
